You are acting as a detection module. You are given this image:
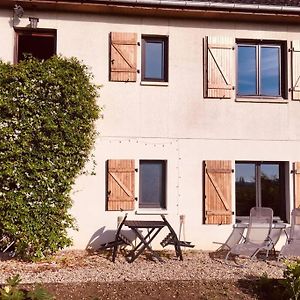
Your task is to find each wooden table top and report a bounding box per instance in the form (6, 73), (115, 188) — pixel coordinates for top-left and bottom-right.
(124, 220), (166, 229)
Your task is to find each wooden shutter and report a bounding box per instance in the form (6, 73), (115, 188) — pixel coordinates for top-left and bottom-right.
(292, 41), (300, 100)
(204, 160), (233, 224)
(294, 162), (300, 208)
(110, 32), (137, 82)
(204, 36), (235, 99)
(107, 160), (135, 211)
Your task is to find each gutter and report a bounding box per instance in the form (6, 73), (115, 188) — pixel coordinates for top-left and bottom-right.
(77, 0), (300, 14)
(9, 0), (300, 17)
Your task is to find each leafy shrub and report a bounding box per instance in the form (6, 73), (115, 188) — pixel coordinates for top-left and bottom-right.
(0, 274), (53, 300)
(0, 56), (100, 259)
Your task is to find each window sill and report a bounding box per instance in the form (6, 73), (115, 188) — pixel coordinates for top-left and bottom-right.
(140, 81), (168, 87)
(236, 216), (283, 223)
(235, 97), (288, 104)
(135, 208), (167, 215)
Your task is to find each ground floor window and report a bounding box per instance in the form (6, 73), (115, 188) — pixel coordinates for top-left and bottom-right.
(106, 159), (167, 211)
(139, 160), (166, 209)
(235, 161), (287, 221)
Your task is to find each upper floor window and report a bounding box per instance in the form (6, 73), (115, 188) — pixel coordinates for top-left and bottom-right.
(237, 41), (286, 97)
(15, 28), (56, 63)
(142, 36), (168, 82)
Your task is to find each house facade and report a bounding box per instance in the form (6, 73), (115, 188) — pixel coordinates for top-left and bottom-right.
(1, 0), (300, 250)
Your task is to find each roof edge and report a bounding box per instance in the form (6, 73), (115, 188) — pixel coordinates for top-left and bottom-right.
(1, 0), (300, 24)
(14, 0), (300, 14)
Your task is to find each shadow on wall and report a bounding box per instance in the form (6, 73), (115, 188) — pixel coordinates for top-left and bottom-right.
(85, 227), (135, 251)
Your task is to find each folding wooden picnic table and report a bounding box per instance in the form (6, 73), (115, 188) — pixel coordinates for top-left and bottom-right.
(112, 215), (184, 263)
(123, 220), (166, 262)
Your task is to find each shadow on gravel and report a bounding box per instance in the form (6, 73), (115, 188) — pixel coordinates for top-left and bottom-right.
(209, 249), (281, 263)
(28, 279), (280, 300)
(237, 276), (290, 300)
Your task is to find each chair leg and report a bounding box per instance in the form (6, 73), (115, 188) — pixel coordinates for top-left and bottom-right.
(225, 250), (231, 262)
(112, 245), (118, 262)
(175, 243), (183, 261)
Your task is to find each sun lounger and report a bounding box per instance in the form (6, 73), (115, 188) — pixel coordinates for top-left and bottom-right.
(225, 207), (273, 261)
(278, 208), (300, 259)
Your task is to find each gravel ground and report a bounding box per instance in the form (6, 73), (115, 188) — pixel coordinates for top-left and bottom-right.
(0, 250), (286, 285)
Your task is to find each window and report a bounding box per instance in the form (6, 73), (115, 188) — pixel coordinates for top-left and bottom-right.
(235, 161), (287, 221)
(106, 159), (167, 211)
(15, 28), (56, 63)
(142, 36), (168, 82)
(237, 41), (286, 97)
(139, 160), (166, 209)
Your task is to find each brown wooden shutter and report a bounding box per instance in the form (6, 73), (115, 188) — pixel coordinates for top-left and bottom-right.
(110, 32), (137, 82)
(204, 160), (233, 224)
(292, 41), (300, 100)
(204, 36), (235, 99)
(107, 160), (135, 211)
(294, 162), (300, 208)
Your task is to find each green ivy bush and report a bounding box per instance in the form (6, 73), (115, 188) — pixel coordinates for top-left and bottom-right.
(0, 56), (100, 260)
(0, 274), (53, 300)
(283, 260), (300, 300)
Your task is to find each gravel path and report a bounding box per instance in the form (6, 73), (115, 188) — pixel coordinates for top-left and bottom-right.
(0, 250), (286, 285)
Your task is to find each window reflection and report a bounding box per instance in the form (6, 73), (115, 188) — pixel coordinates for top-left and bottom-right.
(261, 47), (280, 96)
(145, 42), (164, 79)
(237, 43), (281, 97)
(139, 160), (166, 208)
(235, 163), (256, 216)
(142, 36), (168, 82)
(235, 162), (286, 221)
(238, 46), (257, 95)
(261, 164), (281, 218)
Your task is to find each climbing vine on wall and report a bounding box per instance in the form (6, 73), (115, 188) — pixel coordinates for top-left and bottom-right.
(0, 56), (101, 260)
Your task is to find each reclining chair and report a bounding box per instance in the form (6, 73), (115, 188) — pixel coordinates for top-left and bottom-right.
(278, 208), (300, 259)
(225, 207), (273, 262)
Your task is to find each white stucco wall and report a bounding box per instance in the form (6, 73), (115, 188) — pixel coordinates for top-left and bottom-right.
(1, 8), (300, 251)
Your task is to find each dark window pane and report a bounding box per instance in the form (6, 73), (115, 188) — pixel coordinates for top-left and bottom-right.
(260, 47), (280, 96)
(261, 163), (285, 220)
(144, 41), (164, 80)
(18, 34), (56, 62)
(238, 45), (257, 95)
(236, 163), (256, 216)
(139, 161), (166, 208)
(235, 161), (287, 221)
